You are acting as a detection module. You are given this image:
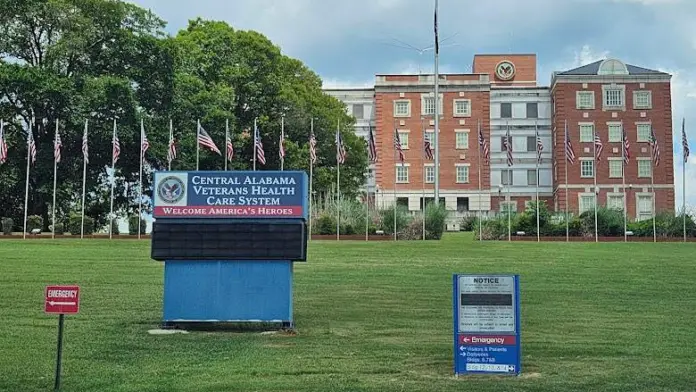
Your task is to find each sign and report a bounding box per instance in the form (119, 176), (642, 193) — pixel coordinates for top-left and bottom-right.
(152, 171), (308, 219)
(45, 285), (80, 314)
(453, 274), (520, 376)
(495, 60), (516, 81)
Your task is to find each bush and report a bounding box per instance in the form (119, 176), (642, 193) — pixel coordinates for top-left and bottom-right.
(52, 223), (65, 235)
(315, 213), (336, 235)
(110, 220), (120, 235)
(400, 216), (425, 240)
(67, 214), (94, 235)
(478, 216), (509, 240)
(460, 215), (478, 231)
(579, 207), (624, 237)
(378, 205), (412, 235)
(27, 215), (43, 232)
(543, 217), (582, 237)
(424, 203), (448, 240)
(513, 201), (550, 235)
(1, 218), (13, 235)
(128, 216), (146, 235)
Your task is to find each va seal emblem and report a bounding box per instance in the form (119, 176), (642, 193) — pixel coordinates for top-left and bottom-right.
(157, 176), (185, 204)
(495, 60), (515, 81)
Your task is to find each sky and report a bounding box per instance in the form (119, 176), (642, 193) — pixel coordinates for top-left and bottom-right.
(131, 0), (696, 209)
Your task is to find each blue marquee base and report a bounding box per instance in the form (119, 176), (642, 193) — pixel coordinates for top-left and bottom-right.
(163, 260), (293, 324)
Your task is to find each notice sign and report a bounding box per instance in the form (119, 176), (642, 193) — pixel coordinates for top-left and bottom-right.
(453, 274), (520, 376)
(45, 285), (80, 314)
(152, 171), (308, 219)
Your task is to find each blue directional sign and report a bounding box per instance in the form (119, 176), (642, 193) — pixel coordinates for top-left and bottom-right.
(453, 274), (521, 375)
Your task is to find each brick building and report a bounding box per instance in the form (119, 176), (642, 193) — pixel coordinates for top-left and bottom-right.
(324, 55), (674, 220)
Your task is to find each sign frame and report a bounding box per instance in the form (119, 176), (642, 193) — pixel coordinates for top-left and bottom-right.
(453, 274), (521, 376)
(45, 285), (80, 315)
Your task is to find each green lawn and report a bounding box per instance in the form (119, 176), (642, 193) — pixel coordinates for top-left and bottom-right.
(1, 234), (695, 392)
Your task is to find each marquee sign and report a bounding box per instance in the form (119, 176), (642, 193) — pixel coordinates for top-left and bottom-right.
(495, 60), (516, 81)
(153, 171), (308, 219)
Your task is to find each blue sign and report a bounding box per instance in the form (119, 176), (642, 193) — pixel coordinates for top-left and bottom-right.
(152, 171), (308, 220)
(453, 274), (521, 375)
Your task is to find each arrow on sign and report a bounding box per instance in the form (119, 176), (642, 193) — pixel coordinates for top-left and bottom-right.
(462, 337), (471, 343)
(47, 301), (76, 306)
(459, 346), (465, 351)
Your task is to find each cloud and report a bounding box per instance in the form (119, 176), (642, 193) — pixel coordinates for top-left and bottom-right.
(322, 78), (374, 89)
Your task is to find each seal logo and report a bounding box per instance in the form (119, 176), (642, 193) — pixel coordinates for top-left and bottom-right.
(157, 176), (185, 204)
(495, 60), (516, 81)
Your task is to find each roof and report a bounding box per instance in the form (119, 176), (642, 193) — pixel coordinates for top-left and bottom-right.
(557, 59), (669, 76)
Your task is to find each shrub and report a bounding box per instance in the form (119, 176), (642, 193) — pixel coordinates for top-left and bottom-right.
(478, 216), (509, 240)
(128, 216), (146, 235)
(579, 207), (624, 237)
(424, 203), (448, 240)
(460, 215), (478, 231)
(543, 217), (582, 237)
(378, 205), (412, 235)
(514, 201), (550, 235)
(400, 216), (425, 240)
(27, 215), (43, 232)
(1, 218), (13, 235)
(52, 223), (65, 235)
(67, 214), (94, 235)
(315, 213), (336, 235)
(110, 220), (120, 235)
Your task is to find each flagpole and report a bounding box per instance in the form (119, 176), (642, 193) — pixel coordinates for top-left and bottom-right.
(684, 118), (687, 242)
(336, 119), (341, 241)
(506, 122), (511, 242)
(650, 126), (656, 243)
(197, 119), (201, 171)
(535, 121), (540, 242)
(169, 119), (173, 171)
(109, 119), (116, 240)
(478, 119), (482, 242)
(421, 119), (426, 241)
(433, 0), (440, 203)
(81, 120), (88, 239)
(253, 118), (257, 171)
(393, 122), (398, 241)
(366, 187), (370, 242)
(23, 119), (32, 240)
(225, 119), (229, 171)
(138, 118), (144, 240)
(594, 131), (599, 243)
(507, 183), (511, 242)
(622, 126), (627, 243)
(52, 120), (58, 239)
(309, 118), (314, 242)
(565, 120), (569, 242)
(281, 115), (285, 171)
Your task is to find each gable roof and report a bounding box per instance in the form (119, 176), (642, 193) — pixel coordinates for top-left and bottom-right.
(557, 59), (669, 76)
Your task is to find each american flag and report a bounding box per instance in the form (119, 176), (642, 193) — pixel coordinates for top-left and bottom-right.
(309, 130), (317, 165)
(112, 125), (121, 163)
(621, 129), (630, 164)
(198, 122), (221, 155)
(0, 121), (8, 164)
(503, 124), (513, 166)
(478, 122), (490, 164)
(650, 127), (660, 167)
(564, 121), (576, 165)
(82, 120), (89, 163)
(279, 128), (285, 161)
(682, 118), (689, 164)
(394, 128), (405, 162)
(140, 121), (149, 157)
(28, 128), (37, 165)
(226, 134), (234, 161)
(168, 121), (176, 164)
(54, 127), (62, 163)
(424, 136), (434, 160)
(367, 126), (377, 163)
(255, 122), (266, 165)
(594, 132), (603, 162)
(335, 128), (346, 164)
(536, 127), (543, 165)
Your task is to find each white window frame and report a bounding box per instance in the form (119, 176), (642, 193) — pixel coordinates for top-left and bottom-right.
(633, 90), (652, 110)
(421, 93), (444, 116)
(636, 193), (654, 221)
(453, 99), (472, 117)
(576, 91), (595, 110)
(608, 158), (623, 178)
(455, 164), (470, 184)
(424, 164), (434, 184)
(395, 163), (410, 184)
(398, 130), (410, 149)
(393, 100), (411, 117)
(579, 123), (594, 143)
(455, 129), (470, 149)
(527, 169), (538, 186)
(424, 130), (435, 144)
(636, 123), (651, 143)
(637, 158), (652, 178)
(500, 169), (513, 186)
(580, 158), (594, 178)
(602, 84), (625, 110)
(500, 201), (517, 213)
(607, 122), (622, 143)
(578, 193), (596, 215)
(607, 193), (624, 211)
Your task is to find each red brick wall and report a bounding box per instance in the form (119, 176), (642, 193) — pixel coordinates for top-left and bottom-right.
(490, 196), (553, 212)
(472, 54), (537, 86)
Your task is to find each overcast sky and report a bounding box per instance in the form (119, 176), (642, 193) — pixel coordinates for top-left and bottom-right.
(131, 0), (696, 208)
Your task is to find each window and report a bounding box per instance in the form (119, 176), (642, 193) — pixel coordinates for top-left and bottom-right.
(526, 136), (536, 152)
(527, 169), (538, 185)
(421, 94), (443, 116)
(526, 103), (538, 118)
(394, 100), (410, 117)
(608, 123), (622, 142)
(602, 85), (625, 109)
(396, 165), (409, 183)
(579, 123), (594, 142)
(456, 165), (469, 183)
(398, 131), (409, 149)
(500, 136), (513, 152)
(581, 159), (594, 178)
(424, 130), (434, 144)
(396, 197), (409, 207)
(638, 159), (652, 178)
(352, 104), (364, 119)
(576, 91), (595, 109)
(637, 195), (653, 221)
(424, 165), (434, 183)
(453, 99), (471, 117)
(456, 197), (469, 212)
(608, 195), (624, 211)
(636, 123), (651, 142)
(455, 130), (469, 149)
(500, 103), (512, 118)
(579, 194), (596, 214)
(609, 159), (623, 178)
(633, 91), (652, 109)
(501, 169), (513, 185)
(500, 201), (516, 213)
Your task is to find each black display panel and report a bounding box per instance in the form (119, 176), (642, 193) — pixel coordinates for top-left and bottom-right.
(151, 219), (307, 261)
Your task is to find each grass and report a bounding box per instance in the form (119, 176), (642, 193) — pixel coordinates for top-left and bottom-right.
(1, 234), (695, 391)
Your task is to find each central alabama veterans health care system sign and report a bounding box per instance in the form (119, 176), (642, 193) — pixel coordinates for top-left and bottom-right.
(153, 171), (308, 219)
(453, 274), (521, 376)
